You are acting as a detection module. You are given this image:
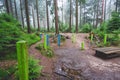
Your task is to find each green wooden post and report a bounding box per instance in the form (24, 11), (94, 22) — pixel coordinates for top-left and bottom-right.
(72, 33), (76, 43)
(74, 34), (76, 43)
(44, 35), (47, 50)
(104, 34), (107, 45)
(81, 42), (85, 50)
(16, 41), (29, 80)
(90, 34), (93, 42)
(72, 34), (73, 43)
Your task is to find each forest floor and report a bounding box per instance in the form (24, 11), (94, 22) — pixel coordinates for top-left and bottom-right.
(29, 33), (120, 80)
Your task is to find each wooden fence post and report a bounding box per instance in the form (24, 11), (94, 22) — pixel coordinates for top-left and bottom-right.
(46, 34), (49, 46)
(90, 34), (93, 42)
(57, 34), (61, 47)
(44, 35), (47, 50)
(40, 34), (42, 39)
(81, 42), (85, 50)
(104, 34), (107, 45)
(16, 41), (29, 80)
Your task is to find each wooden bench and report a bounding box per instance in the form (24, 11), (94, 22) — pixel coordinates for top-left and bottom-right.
(94, 47), (120, 59)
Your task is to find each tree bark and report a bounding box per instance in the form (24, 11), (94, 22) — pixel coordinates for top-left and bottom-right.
(5, 0), (10, 14)
(93, 7), (96, 27)
(32, 6), (36, 29)
(36, 0), (40, 31)
(69, 0), (72, 32)
(25, 0), (31, 33)
(116, 0), (118, 12)
(76, 0), (78, 33)
(101, 0), (104, 23)
(46, 0), (50, 32)
(9, 0), (13, 15)
(62, 0), (63, 24)
(83, 4), (85, 24)
(14, 0), (18, 19)
(54, 0), (59, 34)
(109, 0), (112, 18)
(104, 0), (106, 21)
(79, 2), (82, 28)
(20, 0), (25, 28)
(96, 2), (99, 27)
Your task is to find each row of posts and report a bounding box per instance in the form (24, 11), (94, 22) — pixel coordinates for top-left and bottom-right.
(16, 34), (61, 80)
(90, 34), (107, 45)
(16, 33), (107, 80)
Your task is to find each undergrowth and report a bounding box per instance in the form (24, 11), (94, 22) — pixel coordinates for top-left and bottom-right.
(15, 57), (43, 80)
(36, 43), (54, 58)
(0, 13), (40, 59)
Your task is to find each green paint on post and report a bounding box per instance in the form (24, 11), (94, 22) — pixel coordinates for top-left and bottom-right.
(44, 35), (47, 50)
(16, 41), (29, 80)
(90, 34), (93, 42)
(72, 33), (76, 43)
(81, 42), (85, 50)
(104, 34), (107, 45)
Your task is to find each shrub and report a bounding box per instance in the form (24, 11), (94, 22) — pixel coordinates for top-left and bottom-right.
(81, 23), (92, 33)
(59, 23), (69, 32)
(99, 21), (108, 33)
(36, 43), (54, 58)
(61, 35), (66, 42)
(0, 13), (22, 56)
(19, 33), (40, 46)
(15, 57), (43, 80)
(28, 57), (43, 80)
(0, 66), (16, 80)
(71, 26), (76, 33)
(107, 33), (120, 46)
(108, 12), (120, 32)
(0, 13), (40, 58)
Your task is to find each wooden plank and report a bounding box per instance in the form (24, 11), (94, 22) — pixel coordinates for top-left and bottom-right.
(95, 47), (120, 52)
(105, 50), (120, 54)
(95, 47), (120, 55)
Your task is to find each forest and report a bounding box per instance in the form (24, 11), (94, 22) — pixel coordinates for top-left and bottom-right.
(0, 0), (120, 80)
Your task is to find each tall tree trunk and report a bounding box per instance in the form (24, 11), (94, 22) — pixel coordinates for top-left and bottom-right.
(69, 0), (72, 32)
(104, 0), (106, 21)
(20, 0), (24, 28)
(76, 0), (78, 33)
(79, 2), (82, 28)
(25, 0), (31, 33)
(32, 7), (36, 29)
(116, 0), (118, 12)
(101, 0), (104, 23)
(36, 0), (40, 31)
(5, 0), (10, 14)
(14, 0), (18, 19)
(54, 0), (59, 34)
(62, 0), (63, 24)
(96, 2), (99, 27)
(9, 0), (13, 15)
(93, 7), (95, 27)
(83, 4), (86, 24)
(109, 0), (112, 18)
(72, 13), (74, 26)
(46, 0), (50, 32)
